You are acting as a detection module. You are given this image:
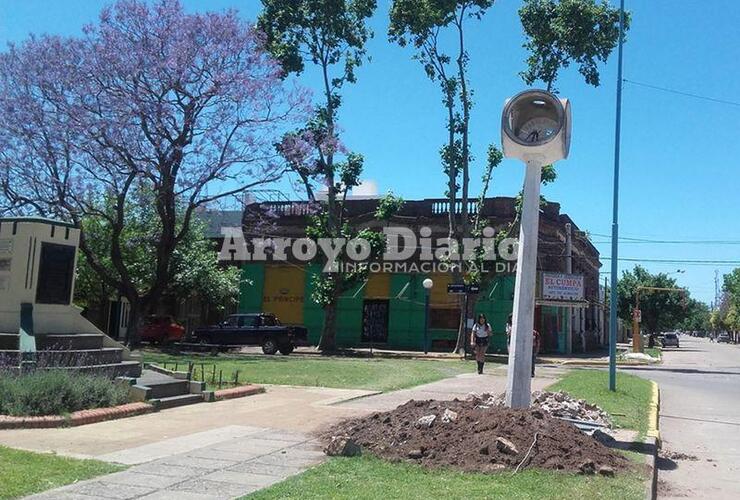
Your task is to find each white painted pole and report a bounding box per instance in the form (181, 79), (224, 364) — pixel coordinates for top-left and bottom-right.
(506, 159), (542, 409)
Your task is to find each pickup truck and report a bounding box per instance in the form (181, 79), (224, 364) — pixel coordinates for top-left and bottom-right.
(191, 313), (308, 355)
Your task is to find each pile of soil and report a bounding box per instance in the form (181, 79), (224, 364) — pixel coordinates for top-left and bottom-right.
(322, 399), (630, 474)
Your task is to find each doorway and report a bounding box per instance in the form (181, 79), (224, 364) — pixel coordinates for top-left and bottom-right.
(362, 300), (389, 344)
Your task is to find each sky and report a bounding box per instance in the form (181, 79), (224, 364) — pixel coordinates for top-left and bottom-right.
(1, 0), (739, 304)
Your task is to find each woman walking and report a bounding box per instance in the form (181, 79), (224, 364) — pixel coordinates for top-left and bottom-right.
(470, 313), (491, 374)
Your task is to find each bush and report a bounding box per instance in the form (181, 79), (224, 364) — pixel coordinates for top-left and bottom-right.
(0, 370), (130, 417)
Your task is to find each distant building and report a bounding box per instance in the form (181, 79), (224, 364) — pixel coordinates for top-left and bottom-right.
(235, 197), (603, 354)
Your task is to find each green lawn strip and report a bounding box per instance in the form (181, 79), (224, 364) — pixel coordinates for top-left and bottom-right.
(547, 369), (653, 436)
(141, 351), (472, 392)
(243, 455), (647, 500)
(643, 347), (662, 360)
(0, 446), (123, 500)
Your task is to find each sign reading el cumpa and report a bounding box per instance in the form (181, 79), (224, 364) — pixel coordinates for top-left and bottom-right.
(542, 272), (584, 301)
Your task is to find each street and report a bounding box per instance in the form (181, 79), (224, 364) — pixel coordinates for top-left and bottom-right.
(625, 336), (740, 499)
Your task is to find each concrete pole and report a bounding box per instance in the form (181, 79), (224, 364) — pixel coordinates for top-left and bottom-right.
(506, 160), (542, 409)
(565, 223), (573, 355)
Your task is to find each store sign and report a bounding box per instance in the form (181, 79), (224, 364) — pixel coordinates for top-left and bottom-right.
(542, 272), (584, 301)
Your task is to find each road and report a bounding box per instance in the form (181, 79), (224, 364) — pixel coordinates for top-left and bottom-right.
(624, 335), (740, 499)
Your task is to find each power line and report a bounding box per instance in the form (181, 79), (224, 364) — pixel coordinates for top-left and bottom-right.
(624, 79), (740, 107)
(601, 257), (740, 266)
(590, 232), (740, 244)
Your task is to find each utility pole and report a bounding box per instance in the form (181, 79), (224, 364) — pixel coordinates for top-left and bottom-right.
(608, 0), (626, 392)
(565, 223), (573, 355)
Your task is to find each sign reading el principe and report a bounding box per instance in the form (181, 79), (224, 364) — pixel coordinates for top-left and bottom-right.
(542, 272), (585, 301)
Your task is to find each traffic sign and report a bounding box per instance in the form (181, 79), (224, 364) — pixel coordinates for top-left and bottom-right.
(447, 283), (466, 294)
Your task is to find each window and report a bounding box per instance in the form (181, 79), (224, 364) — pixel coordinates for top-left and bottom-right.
(262, 315), (277, 327)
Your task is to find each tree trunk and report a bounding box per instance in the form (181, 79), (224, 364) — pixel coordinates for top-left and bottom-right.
(319, 299), (338, 352)
(124, 296), (141, 347)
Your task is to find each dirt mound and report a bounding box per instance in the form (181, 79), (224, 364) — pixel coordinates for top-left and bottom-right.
(322, 399), (630, 474)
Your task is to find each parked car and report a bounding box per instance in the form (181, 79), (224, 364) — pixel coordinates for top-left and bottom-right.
(191, 313), (308, 355)
(660, 332), (680, 348)
(140, 315), (185, 345)
(717, 333), (731, 343)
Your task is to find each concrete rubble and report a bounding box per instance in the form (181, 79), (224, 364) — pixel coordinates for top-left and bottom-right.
(467, 391), (613, 429)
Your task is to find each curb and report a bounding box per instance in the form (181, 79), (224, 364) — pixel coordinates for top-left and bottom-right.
(647, 381), (661, 444)
(0, 402), (155, 430)
(644, 435), (659, 500)
(645, 381), (661, 500)
(213, 384), (265, 401)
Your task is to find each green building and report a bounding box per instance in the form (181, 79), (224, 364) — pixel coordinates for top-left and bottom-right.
(235, 197), (603, 354)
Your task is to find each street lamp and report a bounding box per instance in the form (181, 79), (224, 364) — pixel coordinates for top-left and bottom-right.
(422, 278), (433, 354)
(502, 89), (571, 409)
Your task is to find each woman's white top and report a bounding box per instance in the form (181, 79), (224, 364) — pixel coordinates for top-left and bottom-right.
(472, 323), (491, 338)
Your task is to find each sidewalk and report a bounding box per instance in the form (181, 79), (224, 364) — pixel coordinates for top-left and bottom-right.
(27, 427), (325, 500)
(0, 386), (375, 459)
(229, 344), (623, 366)
(339, 364), (565, 412)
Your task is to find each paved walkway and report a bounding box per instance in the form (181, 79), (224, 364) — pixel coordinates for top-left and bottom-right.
(0, 386), (375, 458)
(28, 427), (323, 500)
(339, 364), (565, 411)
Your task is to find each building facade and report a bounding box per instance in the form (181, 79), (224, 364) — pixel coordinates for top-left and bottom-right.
(235, 197), (603, 354)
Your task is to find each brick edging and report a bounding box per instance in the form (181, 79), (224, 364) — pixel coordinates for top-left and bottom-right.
(213, 385), (265, 401)
(0, 402), (154, 430)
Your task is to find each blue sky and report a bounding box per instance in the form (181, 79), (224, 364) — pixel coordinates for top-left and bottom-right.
(2, 0), (739, 304)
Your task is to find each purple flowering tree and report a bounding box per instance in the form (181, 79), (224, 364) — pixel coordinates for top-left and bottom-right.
(0, 0), (306, 344)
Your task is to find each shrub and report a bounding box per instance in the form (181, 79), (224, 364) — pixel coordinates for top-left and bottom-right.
(0, 370), (130, 417)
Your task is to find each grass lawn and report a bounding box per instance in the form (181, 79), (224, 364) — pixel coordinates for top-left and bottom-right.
(548, 369), (653, 436)
(0, 446), (123, 500)
(244, 455), (647, 500)
(643, 347), (662, 360)
(141, 351), (473, 392)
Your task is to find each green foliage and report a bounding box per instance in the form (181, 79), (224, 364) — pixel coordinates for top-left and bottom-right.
(0, 370), (130, 417)
(713, 268), (740, 331)
(519, 0), (629, 91)
(678, 299), (711, 332)
(389, 1), (495, 204)
(374, 192), (405, 220)
(75, 193), (239, 313)
(258, 0), (376, 85)
(616, 265), (688, 334)
(0, 446), (123, 500)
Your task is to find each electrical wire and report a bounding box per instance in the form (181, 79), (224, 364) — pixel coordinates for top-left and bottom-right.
(623, 79), (740, 107)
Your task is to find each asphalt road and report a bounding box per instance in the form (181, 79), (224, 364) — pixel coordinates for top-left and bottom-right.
(624, 335), (740, 499)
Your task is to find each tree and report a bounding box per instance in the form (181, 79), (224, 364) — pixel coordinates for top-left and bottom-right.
(258, 0), (383, 351)
(519, 0), (629, 92)
(616, 266), (688, 334)
(0, 0), (303, 344)
(390, 0), (502, 353)
(677, 298), (711, 333)
(75, 198), (240, 324)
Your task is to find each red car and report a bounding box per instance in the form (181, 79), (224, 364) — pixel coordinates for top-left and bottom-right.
(140, 315), (185, 345)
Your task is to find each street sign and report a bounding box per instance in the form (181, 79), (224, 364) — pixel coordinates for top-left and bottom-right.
(632, 308), (641, 323)
(447, 283), (480, 294)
